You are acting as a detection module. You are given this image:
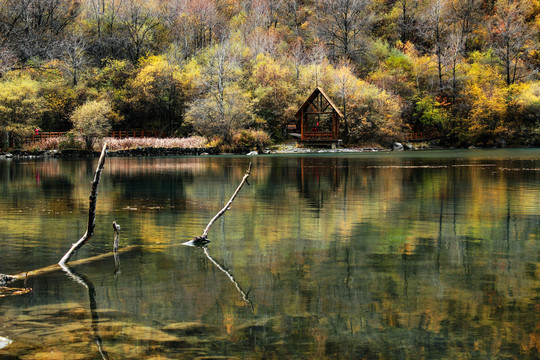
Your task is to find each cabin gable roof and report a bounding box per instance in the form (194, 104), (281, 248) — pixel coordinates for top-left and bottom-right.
(294, 87), (344, 118)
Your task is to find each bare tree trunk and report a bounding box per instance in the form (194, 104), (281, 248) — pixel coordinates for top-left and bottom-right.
(59, 144), (108, 265)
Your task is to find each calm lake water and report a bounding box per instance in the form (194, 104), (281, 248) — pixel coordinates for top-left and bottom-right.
(0, 149), (539, 359)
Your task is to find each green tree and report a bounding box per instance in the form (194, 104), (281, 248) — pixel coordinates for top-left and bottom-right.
(250, 54), (296, 140)
(70, 99), (112, 150)
(345, 81), (404, 144)
(413, 93), (450, 130)
(328, 61), (405, 144)
(185, 83), (253, 143)
(0, 76), (44, 149)
(127, 55), (187, 133)
(504, 81), (540, 145)
(40, 79), (77, 132)
(185, 40), (254, 143)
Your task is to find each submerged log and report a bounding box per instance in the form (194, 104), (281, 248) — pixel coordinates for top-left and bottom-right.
(0, 286), (32, 297)
(59, 143), (108, 265)
(0, 272), (31, 297)
(7, 246), (140, 282)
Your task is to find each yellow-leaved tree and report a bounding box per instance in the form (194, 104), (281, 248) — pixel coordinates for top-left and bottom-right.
(70, 99), (113, 150)
(460, 51), (508, 145)
(0, 75), (44, 149)
(250, 53), (296, 140)
(127, 55), (192, 134)
(330, 62), (405, 145)
(185, 40), (255, 143)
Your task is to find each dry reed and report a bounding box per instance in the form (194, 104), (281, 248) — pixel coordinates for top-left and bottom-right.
(24, 136), (208, 151)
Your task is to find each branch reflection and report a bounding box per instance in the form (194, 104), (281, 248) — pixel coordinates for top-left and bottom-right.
(184, 240), (254, 312)
(60, 263), (110, 360)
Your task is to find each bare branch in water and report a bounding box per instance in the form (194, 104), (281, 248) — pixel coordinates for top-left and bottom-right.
(59, 144), (108, 265)
(197, 163), (252, 242)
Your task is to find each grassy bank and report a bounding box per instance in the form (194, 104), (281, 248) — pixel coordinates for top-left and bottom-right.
(24, 136), (209, 152)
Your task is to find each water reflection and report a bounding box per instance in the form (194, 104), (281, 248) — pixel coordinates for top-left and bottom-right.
(184, 240), (254, 311)
(60, 263), (110, 359)
(0, 150), (538, 358)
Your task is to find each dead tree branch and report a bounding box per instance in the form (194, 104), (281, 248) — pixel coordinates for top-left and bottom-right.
(197, 163), (252, 242)
(59, 144), (108, 265)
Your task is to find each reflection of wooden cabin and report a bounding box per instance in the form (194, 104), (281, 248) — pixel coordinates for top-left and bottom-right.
(291, 88), (344, 147)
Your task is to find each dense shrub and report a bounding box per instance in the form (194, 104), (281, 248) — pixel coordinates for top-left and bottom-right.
(71, 100), (113, 150)
(229, 130), (271, 153)
(58, 133), (84, 150)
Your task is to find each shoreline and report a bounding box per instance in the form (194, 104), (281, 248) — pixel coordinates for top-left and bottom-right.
(0, 146), (426, 159)
(0, 147), (220, 159)
(2, 143), (528, 159)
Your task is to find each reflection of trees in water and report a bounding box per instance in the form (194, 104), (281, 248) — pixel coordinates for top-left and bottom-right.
(243, 157), (539, 358)
(0, 160), (77, 214)
(1, 154), (539, 358)
(111, 174), (190, 210)
(297, 157), (341, 212)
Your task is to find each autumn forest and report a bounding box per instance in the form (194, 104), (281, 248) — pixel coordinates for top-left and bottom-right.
(1, 0), (539, 148)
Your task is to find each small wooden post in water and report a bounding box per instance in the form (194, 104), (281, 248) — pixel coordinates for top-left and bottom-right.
(59, 144), (108, 265)
(112, 221), (121, 275)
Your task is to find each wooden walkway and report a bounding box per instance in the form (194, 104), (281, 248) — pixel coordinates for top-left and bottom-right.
(402, 131), (440, 142)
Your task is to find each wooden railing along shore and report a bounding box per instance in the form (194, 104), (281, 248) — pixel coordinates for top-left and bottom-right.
(402, 131), (440, 142)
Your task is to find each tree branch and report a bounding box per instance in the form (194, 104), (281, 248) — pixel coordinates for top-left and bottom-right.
(59, 143), (108, 265)
(198, 163), (252, 241)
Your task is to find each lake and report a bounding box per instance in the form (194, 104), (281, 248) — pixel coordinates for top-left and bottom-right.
(0, 149), (539, 359)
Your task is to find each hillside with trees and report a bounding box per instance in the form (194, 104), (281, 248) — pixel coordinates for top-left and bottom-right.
(0, 0), (539, 149)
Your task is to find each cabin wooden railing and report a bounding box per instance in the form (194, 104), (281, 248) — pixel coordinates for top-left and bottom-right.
(25, 130), (166, 144)
(302, 132), (335, 141)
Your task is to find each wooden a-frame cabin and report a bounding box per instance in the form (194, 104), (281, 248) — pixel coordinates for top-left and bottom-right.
(292, 88), (344, 146)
